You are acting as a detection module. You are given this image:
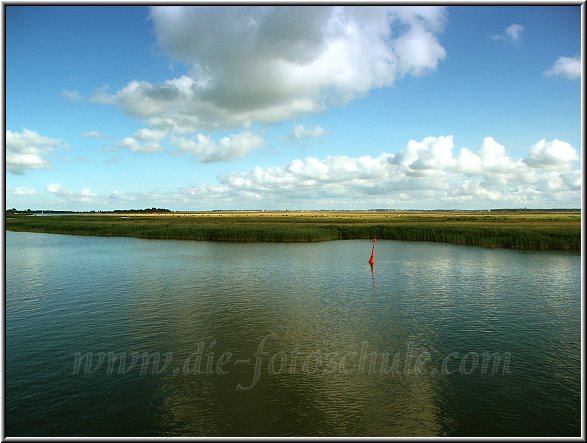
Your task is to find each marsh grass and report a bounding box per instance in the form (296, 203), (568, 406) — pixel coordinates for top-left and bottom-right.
(5, 212), (580, 251)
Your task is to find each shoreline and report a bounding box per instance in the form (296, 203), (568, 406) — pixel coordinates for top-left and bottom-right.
(5, 211), (581, 252)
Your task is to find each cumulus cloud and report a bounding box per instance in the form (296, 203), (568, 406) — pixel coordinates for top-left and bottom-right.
(505, 24), (524, 43)
(99, 6), (447, 132)
(391, 135), (456, 172)
(393, 25), (446, 76)
(46, 135), (579, 210)
(135, 128), (167, 141)
(493, 24), (524, 45)
(6, 128), (63, 174)
(47, 183), (66, 194)
(171, 131), (264, 162)
(524, 139), (578, 169)
(118, 138), (162, 153)
(47, 184), (96, 203)
(470, 137), (520, 175)
(544, 56), (581, 80)
(451, 180), (503, 202)
(82, 130), (106, 139)
(291, 124), (325, 140)
(117, 128), (167, 153)
(148, 115), (202, 134)
(62, 89), (82, 102)
(11, 187), (37, 196)
(205, 135), (580, 208)
(91, 85), (115, 104)
(108, 190), (138, 203)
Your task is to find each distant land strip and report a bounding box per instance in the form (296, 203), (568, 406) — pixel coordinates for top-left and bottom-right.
(5, 210), (580, 252)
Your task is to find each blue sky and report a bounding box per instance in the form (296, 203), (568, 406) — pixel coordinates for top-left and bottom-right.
(5, 5), (582, 211)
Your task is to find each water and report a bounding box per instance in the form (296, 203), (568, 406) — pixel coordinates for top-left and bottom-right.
(5, 231), (581, 436)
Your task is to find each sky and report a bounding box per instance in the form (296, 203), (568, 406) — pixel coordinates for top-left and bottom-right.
(4, 4), (583, 211)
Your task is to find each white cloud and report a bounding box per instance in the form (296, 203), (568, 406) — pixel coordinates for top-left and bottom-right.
(493, 24), (524, 45)
(544, 56), (581, 80)
(292, 124), (325, 140)
(47, 183), (66, 194)
(99, 6), (447, 131)
(135, 128), (167, 141)
(393, 26), (446, 76)
(148, 115), (202, 134)
(82, 130), (106, 139)
(206, 135), (580, 208)
(171, 131), (264, 162)
(473, 137), (519, 175)
(108, 190), (138, 202)
(114, 125), (268, 161)
(448, 180), (503, 203)
(505, 24), (524, 43)
(35, 135), (579, 210)
(118, 137), (162, 153)
(47, 184), (96, 203)
(11, 187), (37, 196)
(524, 139), (578, 169)
(391, 135), (456, 172)
(117, 128), (166, 153)
(79, 188), (96, 201)
(6, 129), (63, 174)
(62, 89), (82, 102)
(91, 85), (115, 104)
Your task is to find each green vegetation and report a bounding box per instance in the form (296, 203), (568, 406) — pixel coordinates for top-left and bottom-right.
(5, 211), (580, 252)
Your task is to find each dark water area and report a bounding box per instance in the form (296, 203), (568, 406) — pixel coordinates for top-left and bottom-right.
(5, 231), (581, 436)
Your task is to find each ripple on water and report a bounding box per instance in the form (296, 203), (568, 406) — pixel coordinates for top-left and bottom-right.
(5, 233), (581, 437)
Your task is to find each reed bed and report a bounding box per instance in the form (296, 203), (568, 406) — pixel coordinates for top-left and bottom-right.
(5, 212), (580, 251)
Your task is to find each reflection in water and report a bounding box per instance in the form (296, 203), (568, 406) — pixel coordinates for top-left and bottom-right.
(5, 233), (581, 437)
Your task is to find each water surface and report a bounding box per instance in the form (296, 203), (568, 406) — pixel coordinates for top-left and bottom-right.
(5, 232), (581, 436)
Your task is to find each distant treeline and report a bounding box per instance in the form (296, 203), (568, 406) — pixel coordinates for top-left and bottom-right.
(5, 207), (580, 215)
(5, 209), (79, 214)
(110, 208), (172, 214)
(487, 208), (580, 213)
(6, 207), (172, 214)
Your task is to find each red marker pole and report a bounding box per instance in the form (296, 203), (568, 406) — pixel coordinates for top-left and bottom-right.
(368, 238), (375, 264)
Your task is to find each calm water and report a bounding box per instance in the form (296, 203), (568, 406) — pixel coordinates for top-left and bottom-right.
(5, 231), (581, 436)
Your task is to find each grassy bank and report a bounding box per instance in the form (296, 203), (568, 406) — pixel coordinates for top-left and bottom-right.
(5, 211), (581, 252)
